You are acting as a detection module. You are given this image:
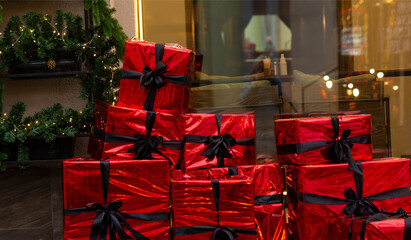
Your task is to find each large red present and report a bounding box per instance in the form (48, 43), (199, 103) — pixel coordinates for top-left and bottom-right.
(63, 158), (170, 240)
(275, 115), (372, 174)
(181, 113), (256, 170)
(117, 39), (195, 115)
(330, 208), (411, 240)
(172, 178), (257, 239)
(286, 158), (411, 240)
(172, 164), (287, 240)
(88, 100), (184, 168)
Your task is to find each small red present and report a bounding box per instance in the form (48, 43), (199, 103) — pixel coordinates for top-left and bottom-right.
(286, 158), (411, 240)
(117, 39), (195, 115)
(275, 115), (372, 174)
(172, 178), (257, 239)
(88, 100), (184, 168)
(63, 158), (171, 240)
(172, 164), (287, 240)
(330, 208), (411, 240)
(181, 113), (256, 170)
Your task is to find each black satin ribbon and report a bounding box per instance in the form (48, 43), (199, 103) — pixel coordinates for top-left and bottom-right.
(64, 161), (169, 240)
(90, 112), (182, 161)
(358, 208), (411, 240)
(254, 194), (283, 206)
(300, 163), (411, 218)
(173, 180), (257, 239)
(277, 116), (371, 175)
(184, 114), (255, 168)
(121, 44), (187, 111)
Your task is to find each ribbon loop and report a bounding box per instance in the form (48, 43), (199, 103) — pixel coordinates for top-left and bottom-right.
(211, 226), (239, 240)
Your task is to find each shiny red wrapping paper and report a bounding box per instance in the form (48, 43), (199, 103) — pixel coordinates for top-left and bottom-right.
(275, 115), (372, 165)
(63, 158), (171, 240)
(331, 216), (411, 240)
(88, 100), (184, 167)
(286, 158), (411, 240)
(172, 164), (287, 240)
(172, 178), (256, 240)
(181, 113), (256, 170)
(117, 39), (195, 115)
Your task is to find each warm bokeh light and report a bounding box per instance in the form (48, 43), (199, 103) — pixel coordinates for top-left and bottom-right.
(326, 80), (332, 88)
(348, 83), (353, 89)
(323, 75), (330, 81)
(353, 88), (360, 97)
(369, 68), (375, 74)
(393, 85), (399, 91)
(377, 72), (384, 78)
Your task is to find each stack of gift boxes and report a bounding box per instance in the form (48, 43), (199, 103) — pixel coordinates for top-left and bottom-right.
(275, 115), (411, 240)
(62, 39), (288, 240)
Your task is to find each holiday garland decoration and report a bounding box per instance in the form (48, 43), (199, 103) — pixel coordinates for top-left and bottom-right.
(0, 102), (93, 170)
(0, 3), (127, 167)
(0, 10), (84, 71)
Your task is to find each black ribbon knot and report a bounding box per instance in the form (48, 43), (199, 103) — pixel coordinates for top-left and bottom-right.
(133, 111), (163, 160)
(343, 187), (379, 218)
(133, 134), (163, 159)
(202, 134), (237, 164)
(139, 60), (168, 90)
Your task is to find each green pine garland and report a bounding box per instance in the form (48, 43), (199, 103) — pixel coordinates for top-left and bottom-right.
(0, 3), (127, 169)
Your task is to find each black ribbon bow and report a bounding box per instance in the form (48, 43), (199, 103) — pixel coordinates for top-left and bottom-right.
(121, 44), (187, 111)
(64, 161), (169, 240)
(358, 208), (411, 240)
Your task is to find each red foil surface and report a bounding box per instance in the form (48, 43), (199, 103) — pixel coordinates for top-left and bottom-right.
(63, 158), (171, 240)
(172, 178), (256, 240)
(181, 113), (256, 170)
(117, 40), (195, 115)
(88, 100), (184, 167)
(331, 216), (407, 240)
(275, 115), (372, 165)
(286, 158), (411, 240)
(172, 164), (287, 240)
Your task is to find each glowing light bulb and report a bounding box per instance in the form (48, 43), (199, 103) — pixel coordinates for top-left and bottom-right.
(348, 83), (353, 89)
(393, 85), (399, 91)
(35, 120), (39, 124)
(353, 88), (360, 97)
(369, 68), (375, 74)
(347, 89), (353, 96)
(326, 80), (333, 88)
(377, 72), (384, 79)
(323, 75), (330, 81)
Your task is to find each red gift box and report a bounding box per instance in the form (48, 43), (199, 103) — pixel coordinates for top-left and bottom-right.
(117, 39), (195, 115)
(181, 113), (256, 170)
(88, 100), (184, 168)
(172, 164), (287, 240)
(172, 178), (257, 239)
(286, 158), (411, 240)
(63, 158), (171, 240)
(275, 115), (372, 173)
(330, 207), (411, 240)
